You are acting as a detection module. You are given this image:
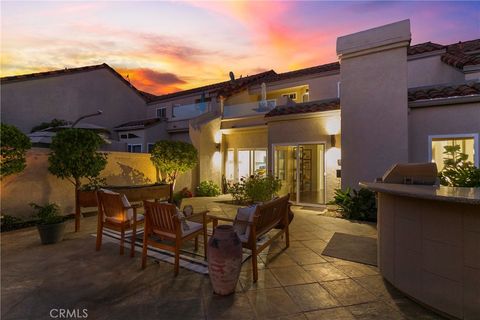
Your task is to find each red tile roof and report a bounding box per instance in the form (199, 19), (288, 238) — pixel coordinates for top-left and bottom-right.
(0, 63), (156, 102)
(408, 81), (480, 102)
(266, 62), (340, 83)
(114, 117), (161, 130)
(407, 42), (444, 55)
(441, 39), (480, 69)
(265, 98), (340, 118)
(149, 70), (277, 103)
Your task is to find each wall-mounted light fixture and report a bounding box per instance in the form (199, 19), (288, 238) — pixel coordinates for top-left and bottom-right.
(215, 143), (221, 150)
(330, 135), (336, 148)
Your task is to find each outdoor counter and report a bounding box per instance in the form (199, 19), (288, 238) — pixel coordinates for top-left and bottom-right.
(360, 182), (480, 320)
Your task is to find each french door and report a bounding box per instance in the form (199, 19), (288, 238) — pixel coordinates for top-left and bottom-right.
(273, 143), (325, 205)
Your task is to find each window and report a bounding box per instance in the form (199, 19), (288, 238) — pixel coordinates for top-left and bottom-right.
(282, 93), (297, 101)
(429, 134), (478, 171)
(120, 133), (140, 139)
(127, 144), (142, 153)
(147, 143), (155, 153)
(234, 148), (267, 181)
(156, 107), (167, 118)
(225, 149), (234, 181)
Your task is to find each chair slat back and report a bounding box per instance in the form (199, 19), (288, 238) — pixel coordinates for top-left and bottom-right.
(255, 194), (290, 236)
(143, 201), (177, 234)
(97, 191), (126, 220)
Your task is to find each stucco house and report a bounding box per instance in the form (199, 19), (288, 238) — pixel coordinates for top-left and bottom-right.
(1, 19), (479, 208)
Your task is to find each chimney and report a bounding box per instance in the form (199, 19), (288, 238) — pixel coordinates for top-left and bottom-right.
(336, 20), (411, 189)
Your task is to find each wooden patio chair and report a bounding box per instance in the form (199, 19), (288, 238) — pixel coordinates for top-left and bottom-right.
(95, 190), (144, 257)
(141, 200), (208, 276)
(209, 194), (291, 282)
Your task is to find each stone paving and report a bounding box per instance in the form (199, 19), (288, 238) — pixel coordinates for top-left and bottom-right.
(1, 195), (444, 320)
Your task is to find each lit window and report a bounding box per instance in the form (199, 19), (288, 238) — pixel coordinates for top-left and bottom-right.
(430, 135), (478, 171)
(234, 148), (267, 181)
(225, 149), (234, 181)
(281, 93), (297, 101)
(127, 144), (142, 153)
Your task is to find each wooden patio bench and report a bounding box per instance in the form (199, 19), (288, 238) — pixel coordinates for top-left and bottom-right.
(208, 194), (291, 282)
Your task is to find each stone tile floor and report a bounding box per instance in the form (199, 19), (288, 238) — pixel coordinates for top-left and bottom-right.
(1, 195), (444, 319)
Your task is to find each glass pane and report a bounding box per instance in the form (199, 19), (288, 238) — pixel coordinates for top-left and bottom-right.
(432, 137), (475, 171)
(299, 144), (325, 204)
(225, 150), (235, 182)
(274, 145), (297, 202)
(238, 150), (251, 180)
(254, 150), (267, 176)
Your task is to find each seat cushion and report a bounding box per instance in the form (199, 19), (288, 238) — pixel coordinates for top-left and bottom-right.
(182, 221), (203, 237)
(233, 205), (256, 240)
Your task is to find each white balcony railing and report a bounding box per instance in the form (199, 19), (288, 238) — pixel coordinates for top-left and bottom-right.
(223, 99), (276, 119)
(172, 102), (210, 121)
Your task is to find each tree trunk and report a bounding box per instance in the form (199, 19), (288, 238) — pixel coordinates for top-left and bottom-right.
(74, 178), (81, 232)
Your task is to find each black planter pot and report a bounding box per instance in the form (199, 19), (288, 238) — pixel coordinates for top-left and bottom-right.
(37, 222), (66, 244)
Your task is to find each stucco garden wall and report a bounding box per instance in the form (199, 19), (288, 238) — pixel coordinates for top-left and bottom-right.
(0, 148), (193, 218)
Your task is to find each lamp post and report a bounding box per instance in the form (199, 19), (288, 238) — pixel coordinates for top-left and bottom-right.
(71, 109), (103, 128)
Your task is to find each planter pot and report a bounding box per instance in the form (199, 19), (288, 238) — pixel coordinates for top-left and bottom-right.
(37, 222), (66, 244)
(207, 225), (243, 295)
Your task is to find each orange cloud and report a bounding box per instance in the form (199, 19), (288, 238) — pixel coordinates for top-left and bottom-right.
(117, 68), (187, 95)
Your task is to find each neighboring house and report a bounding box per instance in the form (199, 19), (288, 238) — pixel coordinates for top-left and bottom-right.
(0, 64), (152, 136)
(1, 20), (478, 206)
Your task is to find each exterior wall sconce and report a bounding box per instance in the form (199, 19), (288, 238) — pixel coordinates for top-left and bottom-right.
(330, 135), (336, 148)
(215, 143), (221, 150)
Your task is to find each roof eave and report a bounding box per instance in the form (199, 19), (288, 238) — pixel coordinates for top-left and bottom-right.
(409, 95), (480, 108)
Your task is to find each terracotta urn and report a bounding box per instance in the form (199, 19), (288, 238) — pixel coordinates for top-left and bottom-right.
(207, 225), (243, 295)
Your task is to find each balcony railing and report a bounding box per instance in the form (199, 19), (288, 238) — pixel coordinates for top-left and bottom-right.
(223, 99), (276, 119)
(172, 102), (210, 121)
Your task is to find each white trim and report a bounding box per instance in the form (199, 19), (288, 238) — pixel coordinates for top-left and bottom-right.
(271, 141), (327, 206)
(428, 133), (479, 167)
(281, 92), (297, 101)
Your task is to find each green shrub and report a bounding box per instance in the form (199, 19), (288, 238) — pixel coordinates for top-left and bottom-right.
(196, 180), (221, 197)
(329, 188), (377, 222)
(1, 123), (31, 178)
(173, 187), (193, 206)
(228, 174), (282, 204)
(31, 118), (70, 133)
(29, 203), (65, 225)
(438, 145), (480, 187)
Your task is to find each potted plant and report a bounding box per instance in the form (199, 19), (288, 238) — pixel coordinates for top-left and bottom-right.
(30, 202), (66, 244)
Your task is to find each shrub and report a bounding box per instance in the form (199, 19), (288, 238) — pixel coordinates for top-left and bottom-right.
(173, 187), (193, 206)
(438, 145), (480, 187)
(228, 174), (282, 204)
(196, 180), (221, 197)
(0, 123), (31, 178)
(31, 118), (70, 133)
(150, 140), (198, 189)
(30, 202), (65, 225)
(329, 188), (377, 222)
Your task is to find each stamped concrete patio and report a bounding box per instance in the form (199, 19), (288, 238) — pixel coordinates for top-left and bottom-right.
(1, 195), (444, 320)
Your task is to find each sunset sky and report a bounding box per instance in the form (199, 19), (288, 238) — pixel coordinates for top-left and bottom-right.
(1, 1), (479, 95)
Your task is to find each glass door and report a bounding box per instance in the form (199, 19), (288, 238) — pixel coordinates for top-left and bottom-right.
(273, 143), (325, 205)
(274, 145), (297, 202)
(298, 144), (325, 204)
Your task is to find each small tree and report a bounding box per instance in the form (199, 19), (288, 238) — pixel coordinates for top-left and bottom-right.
(1, 123), (32, 178)
(48, 128), (107, 192)
(150, 140), (198, 189)
(438, 145), (480, 187)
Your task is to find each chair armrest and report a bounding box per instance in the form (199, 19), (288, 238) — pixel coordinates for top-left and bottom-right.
(125, 203), (143, 210)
